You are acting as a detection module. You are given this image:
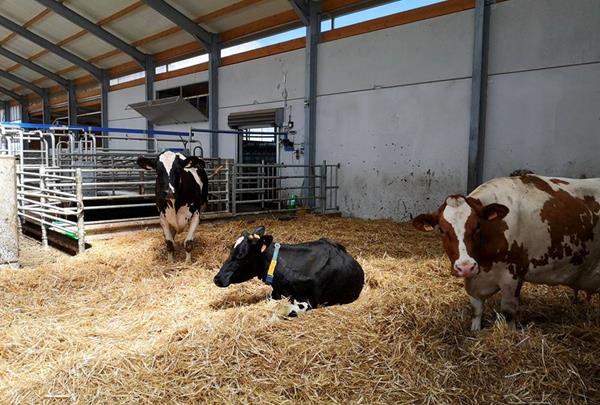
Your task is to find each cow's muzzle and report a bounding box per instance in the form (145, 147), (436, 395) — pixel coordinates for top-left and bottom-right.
(453, 262), (479, 278)
(213, 275), (229, 288)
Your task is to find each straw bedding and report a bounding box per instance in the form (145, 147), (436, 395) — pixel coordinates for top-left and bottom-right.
(0, 215), (599, 404)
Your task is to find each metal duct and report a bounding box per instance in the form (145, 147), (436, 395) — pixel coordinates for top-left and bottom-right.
(228, 108), (284, 129)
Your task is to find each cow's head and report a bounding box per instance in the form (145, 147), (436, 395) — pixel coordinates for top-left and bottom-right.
(413, 196), (509, 278)
(213, 225), (273, 287)
(137, 151), (204, 199)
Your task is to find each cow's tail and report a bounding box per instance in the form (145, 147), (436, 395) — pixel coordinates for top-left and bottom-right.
(208, 165), (225, 179)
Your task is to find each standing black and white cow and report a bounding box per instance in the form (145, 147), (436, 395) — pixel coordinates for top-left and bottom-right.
(137, 151), (208, 262)
(213, 226), (364, 316)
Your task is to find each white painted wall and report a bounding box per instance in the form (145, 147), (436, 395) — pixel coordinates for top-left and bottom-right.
(483, 0), (600, 180)
(315, 9), (473, 218)
(107, 0), (600, 219)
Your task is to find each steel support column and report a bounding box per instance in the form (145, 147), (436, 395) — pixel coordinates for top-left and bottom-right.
(42, 88), (51, 124)
(209, 33), (220, 158)
(467, 0), (491, 192)
(67, 81), (77, 125)
(142, 0), (217, 155)
(145, 55), (155, 152)
(1, 100), (9, 121)
(304, 2), (321, 207)
(20, 101), (29, 123)
(101, 73), (110, 148)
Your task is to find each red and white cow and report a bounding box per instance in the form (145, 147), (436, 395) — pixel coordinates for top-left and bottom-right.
(413, 174), (600, 330)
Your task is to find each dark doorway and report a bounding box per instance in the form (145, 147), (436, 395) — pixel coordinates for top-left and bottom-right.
(237, 127), (280, 212)
(238, 127), (277, 164)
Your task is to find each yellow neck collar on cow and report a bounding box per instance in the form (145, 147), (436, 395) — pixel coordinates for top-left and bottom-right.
(265, 243), (281, 285)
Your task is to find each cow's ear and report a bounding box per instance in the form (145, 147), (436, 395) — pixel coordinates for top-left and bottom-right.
(254, 225), (266, 237)
(259, 235), (273, 253)
(413, 214), (438, 232)
(480, 203), (509, 221)
(182, 156), (205, 169)
(137, 156), (156, 170)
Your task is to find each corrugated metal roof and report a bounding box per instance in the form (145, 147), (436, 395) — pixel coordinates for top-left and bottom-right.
(0, 0), (383, 100)
(67, 0), (138, 24)
(0, 0), (47, 25)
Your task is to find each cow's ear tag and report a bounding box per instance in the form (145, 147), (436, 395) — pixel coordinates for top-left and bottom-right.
(487, 212), (498, 220)
(185, 161), (194, 168)
(424, 224), (434, 232)
(261, 244), (267, 253)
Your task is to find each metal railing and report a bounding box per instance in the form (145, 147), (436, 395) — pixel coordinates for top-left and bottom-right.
(1, 123), (340, 254)
(16, 167), (85, 253)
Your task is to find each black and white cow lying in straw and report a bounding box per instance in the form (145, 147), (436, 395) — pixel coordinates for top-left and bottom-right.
(213, 226), (365, 316)
(137, 151), (208, 263)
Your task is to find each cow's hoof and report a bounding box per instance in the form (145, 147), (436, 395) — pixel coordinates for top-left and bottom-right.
(470, 320), (482, 331)
(288, 300), (310, 317)
(167, 252), (174, 262)
(185, 252), (192, 263)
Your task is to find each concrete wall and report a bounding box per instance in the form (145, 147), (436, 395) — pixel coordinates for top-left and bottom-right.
(316, 9), (474, 219)
(0, 156), (19, 268)
(107, 0), (600, 219)
(483, 0), (600, 180)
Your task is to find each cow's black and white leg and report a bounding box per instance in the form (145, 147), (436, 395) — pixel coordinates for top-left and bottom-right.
(273, 298), (311, 319)
(183, 211), (200, 263)
(159, 214), (176, 262)
(469, 295), (485, 331)
(286, 299), (311, 317)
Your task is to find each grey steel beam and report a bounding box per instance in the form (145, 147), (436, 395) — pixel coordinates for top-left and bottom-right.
(34, 0), (148, 68)
(143, 0), (213, 50)
(209, 34), (220, 157)
(0, 46), (69, 88)
(67, 81), (77, 125)
(0, 14), (103, 80)
(0, 86), (29, 122)
(288, 0), (310, 26)
(304, 1), (320, 207)
(467, 0), (491, 192)
(145, 55), (155, 152)
(0, 69), (44, 96)
(0, 85), (26, 104)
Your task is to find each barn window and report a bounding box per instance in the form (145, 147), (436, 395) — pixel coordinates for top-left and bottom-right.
(157, 82), (209, 118)
(128, 82), (209, 125)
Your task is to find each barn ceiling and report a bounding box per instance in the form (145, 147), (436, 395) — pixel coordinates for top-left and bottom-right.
(0, 0), (386, 101)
